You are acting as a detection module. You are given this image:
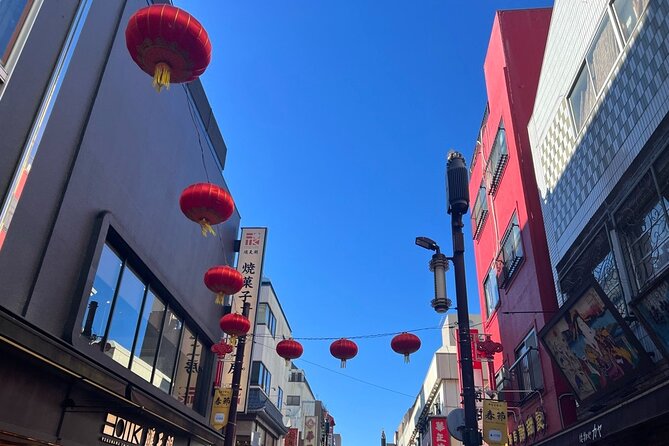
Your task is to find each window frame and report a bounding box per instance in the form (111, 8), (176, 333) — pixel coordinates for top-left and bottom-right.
(250, 360), (272, 396)
(472, 182), (489, 240)
(0, 0), (42, 84)
(483, 264), (500, 319)
(75, 218), (213, 414)
(485, 120), (509, 195)
(496, 213), (525, 289)
(511, 329), (544, 397)
(286, 395), (301, 406)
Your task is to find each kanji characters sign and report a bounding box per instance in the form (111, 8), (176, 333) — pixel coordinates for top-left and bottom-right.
(210, 388), (233, 430)
(482, 400), (507, 445)
(221, 227), (267, 413)
(430, 417), (449, 446)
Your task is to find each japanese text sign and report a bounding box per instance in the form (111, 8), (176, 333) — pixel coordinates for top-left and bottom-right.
(482, 400), (507, 445)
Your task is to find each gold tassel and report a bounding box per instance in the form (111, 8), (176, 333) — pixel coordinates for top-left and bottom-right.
(199, 219), (216, 237)
(215, 293), (225, 305)
(404, 354), (410, 364)
(153, 62), (171, 92)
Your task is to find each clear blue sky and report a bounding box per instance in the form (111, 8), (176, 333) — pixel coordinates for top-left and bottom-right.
(178, 1), (552, 445)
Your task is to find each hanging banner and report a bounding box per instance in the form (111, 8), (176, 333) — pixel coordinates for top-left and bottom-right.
(430, 417), (449, 446)
(285, 428), (299, 446)
(304, 417), (319, 446)
(221, 227), (268, 413)
(210, 388), (233, 430)
(482, 400), (507, 445)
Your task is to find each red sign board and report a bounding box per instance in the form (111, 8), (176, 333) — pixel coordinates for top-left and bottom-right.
(285, 428), (298, 446)
(431, 417), (449, 446)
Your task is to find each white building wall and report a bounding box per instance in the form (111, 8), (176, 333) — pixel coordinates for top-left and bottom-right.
(528, 0), (669, 301)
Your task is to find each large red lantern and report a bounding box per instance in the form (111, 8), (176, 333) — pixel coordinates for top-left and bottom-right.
(125, 4), (211, 92)
(179, 183), (234, 236)
(391, 332), (421, 363)
(276, 339), (303, 365)
(330, 338), (358, 368)
(219, 313), (250, 344)
(204, 266), (244, 304)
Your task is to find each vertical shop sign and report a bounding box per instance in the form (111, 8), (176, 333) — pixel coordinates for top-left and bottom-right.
(482, 400), (507, 445)
(430, 417), (449, 446)
(304, 417), (318, 446)
(210, 388), (233, 430)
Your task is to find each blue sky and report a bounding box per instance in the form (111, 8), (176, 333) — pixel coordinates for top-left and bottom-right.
(178, 1), (552, 444)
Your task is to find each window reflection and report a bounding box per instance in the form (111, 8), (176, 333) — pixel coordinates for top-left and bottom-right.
(153, 309), (182, 392)
(0, 0), (33, 65)
(105, 266), (146, 367)
(172, 326), (196, 404)
(82, 245), (122, 342)
(131, 291), (165, 381)
(613, 0), (649, 41)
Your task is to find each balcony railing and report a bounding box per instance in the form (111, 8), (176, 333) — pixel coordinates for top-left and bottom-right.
(472, 185), (489, 239)
(496, 349), (544, 405)
(485, 125), (508, 195)
(496, 222), (523, 288)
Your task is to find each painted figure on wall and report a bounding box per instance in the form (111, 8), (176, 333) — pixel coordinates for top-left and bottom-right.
(543, 285), (644, 401)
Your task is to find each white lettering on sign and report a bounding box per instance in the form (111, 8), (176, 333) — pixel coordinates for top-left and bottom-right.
(578, 423), (602, 443)
(102, 414), (174, 446)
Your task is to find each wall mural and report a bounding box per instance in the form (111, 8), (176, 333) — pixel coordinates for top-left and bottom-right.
(541, 282), (648, 403)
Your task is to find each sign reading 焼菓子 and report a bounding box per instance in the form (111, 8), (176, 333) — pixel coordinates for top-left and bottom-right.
(221, 228), (267, 413)
(482, 400), (508, 445)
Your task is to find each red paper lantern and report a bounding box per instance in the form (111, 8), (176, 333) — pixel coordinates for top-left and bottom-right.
(125, 4), (211, 92)
(219, 313), (250, 344)
(330, 338), (358, 368)
(391, 332), (421, 363)
(179, 183), (234, 236)
(276, 339), (303, 365)
(204, 266), (243, 304)
(211, 340), (234, 359)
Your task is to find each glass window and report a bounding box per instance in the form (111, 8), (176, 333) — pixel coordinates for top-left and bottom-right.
(0, 0), (34, 67)
(105, 266), (146, 367)
(250, 361), (272, 395)
(484, 267), (499, 318)
(172, 326), (196, 404)
(258, 303), (277, 337)
(153, 309), (182, 392)
(185, 338), (204, 409)
(586, 14), (621, 93)
(616, 172), (669, 292)
(130, 291), (165, 381)
(81, 245), (122, 343)
(569, 64), (596, 132)
(613, 0), (649, 41)
(472, 183), (488, 239)
(286, 395), (300, 406)
(277, 386), (283, 410)
(497, 214), (524, 288)
(513, 330), (543, 392)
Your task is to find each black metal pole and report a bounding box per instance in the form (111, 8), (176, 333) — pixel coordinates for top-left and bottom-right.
(447, 152), (480, 446)
(224, 300), (251, 446)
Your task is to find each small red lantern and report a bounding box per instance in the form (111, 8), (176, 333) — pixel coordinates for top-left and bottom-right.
(125, 4), (211, 92)
(476, 336), (503, 360)
(276, 339), (304, 365)
(391, 332), (421, 363)
(330, 338), (358, 368)
(179, 183), (234, 236)
(204, 266), (244, 304)
(219, 313), (250, 344)
(211, 340), (234, 359)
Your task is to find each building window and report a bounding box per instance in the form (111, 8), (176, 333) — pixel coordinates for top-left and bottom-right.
(276, 386), (283, 410)
(511, 330), (543, 394)
(485, 121), (508, 195)
(286, 395), (301, 406)
(0, 1), (39, 82)
(586, 12), (621, 93)
(472, 182), (489, 240)
(289, 371), (304, 382)
(612, 0), (649, 42)
(484, 266), (500, 319)
(615, 171), (669, 293)
(569, 63), (596, 132)
(257, 303), (277, 337)
(250, 361), (272, 395)
(496, 214), (524, 288)
(82, 241), (208, 412)
(494, 366), (510, 402)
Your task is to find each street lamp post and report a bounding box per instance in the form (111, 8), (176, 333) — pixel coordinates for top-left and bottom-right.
(415, 151), (480, 446)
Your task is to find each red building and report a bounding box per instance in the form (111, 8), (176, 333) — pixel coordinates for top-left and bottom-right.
(467, 8), (576, 443)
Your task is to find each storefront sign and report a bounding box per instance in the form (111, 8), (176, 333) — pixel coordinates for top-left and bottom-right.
(102, 414), (174, 446)
(512, 429), (518, 444)
(285, 428), (299, 446)
(482, 400), (507, 445)
(429, 417), (448, 446)
(222, 227), (267, 412)
(210, 388), (233, 430)
(525, 415), (535, 439)
(534, 408), (546, 434)
(517, 423), (526, 443)
(304, 417), (318, 446)
(578, 423), (603, 444)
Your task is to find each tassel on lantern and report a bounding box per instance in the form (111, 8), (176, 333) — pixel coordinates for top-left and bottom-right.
(403, 353), (410, 364)
(340, 359), (347, 368)
(199, 218), (216, 236)
(215, 292), (226, 305)
(153, 62), (171, 92)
